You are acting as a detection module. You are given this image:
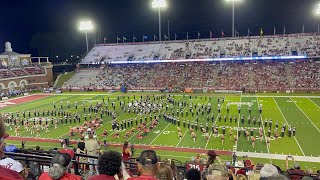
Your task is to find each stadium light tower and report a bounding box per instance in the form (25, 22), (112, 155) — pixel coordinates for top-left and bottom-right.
(79, 20), (94, 52)
(316, 3), (320, 16)
(152, 0), (167, 43)
(226, 0), (242, 37)
(315, 2), (320, 33)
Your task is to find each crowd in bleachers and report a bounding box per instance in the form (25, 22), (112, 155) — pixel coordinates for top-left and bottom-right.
(289, 61), (320, 88)
(65, 60), (320, 91)
(0, 67), (45, 79)
(80, 33), (320, 64)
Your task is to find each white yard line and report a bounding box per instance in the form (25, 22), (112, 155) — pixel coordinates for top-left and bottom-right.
(176, 130), (189, 147)
(205, 97), (225, 149)
(149, 123), (171, 145)
(204, 131), (213, 149)
(127, 121), (152, 141)
(129, 96), (184, 142)
(290, 98), (320, 133)
(307, 97), (320, 108)
(53, 93), (112, 96)
(175, 98), (196, 147)
(0, 94), (38, 103)
(272, 97), (305, 156)
(57, 104), (126, 139)
(235, 95), (242, 151)
(256, 97), (272, 163)
(242, 95), (320, 98)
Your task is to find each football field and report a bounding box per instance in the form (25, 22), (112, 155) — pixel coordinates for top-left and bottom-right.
(1, 93), (320, 159)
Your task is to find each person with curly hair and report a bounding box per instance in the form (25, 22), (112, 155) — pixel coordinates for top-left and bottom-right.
(89, 151), (123, 180)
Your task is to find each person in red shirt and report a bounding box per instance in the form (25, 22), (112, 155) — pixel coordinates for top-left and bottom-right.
(89, 151), (124, 180)
(39, 149), (81, 180)
(122, 141), (132, 162)
(0, 116), (24, 180)
(286, 156), (306, 180)
(128, 150), (159, 180)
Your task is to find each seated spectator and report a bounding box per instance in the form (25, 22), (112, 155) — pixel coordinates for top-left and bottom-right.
(236, 174), (247, 180)
(301, 176), (313, 180)
(0, 120), (24, 180)
(266, 174), (289, 180)
(89, 151), (124, 180)
(205, 163), (235, 180)
(236, 158), (255, 176)
(286, 156), (306, 180)
(260, 164), (279, 179)
(39, 149), (81, 180)
(128, 150), (159, 180)
(163, 159), (177, 180)
(247, 170), (261, 180)
(185, 168), (201, 180)
(0, 157), (25, 179)
(157, 163), (173, 180)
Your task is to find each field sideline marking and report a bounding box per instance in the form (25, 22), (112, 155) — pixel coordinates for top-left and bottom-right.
(205, 97), (224, 149)
(176, 99), (194, 147)
(235, 95), (242, 151)
(175, 98), (195, 147)
(256, 97), (272, 163)
(272, 97), (306, 156)
(242, 95), (320, 98)
(130, 96), (184, 143)
(149, 123), (171, 145)
(290, 97), (320, 133)
(308, 98), (320, 109)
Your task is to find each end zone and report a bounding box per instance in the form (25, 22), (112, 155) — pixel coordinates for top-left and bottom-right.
(0, 94), (52, 109)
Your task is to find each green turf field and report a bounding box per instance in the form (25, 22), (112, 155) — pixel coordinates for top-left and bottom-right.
(1, 93), (320, 165)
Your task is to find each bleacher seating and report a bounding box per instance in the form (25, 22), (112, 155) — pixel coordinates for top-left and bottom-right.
(0, 69), (15, 79)
(24, 66), (45, 75)
(0, 67), (46, 79)
(80, 33), (320, 64)
(65, 60), (320, 91)
(10, 68), (28, 76)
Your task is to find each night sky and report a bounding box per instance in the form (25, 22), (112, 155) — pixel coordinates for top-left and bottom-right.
(0, 0), (319, 62)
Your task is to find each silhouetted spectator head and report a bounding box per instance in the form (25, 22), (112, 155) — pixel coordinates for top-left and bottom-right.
(138, 150), (159, 177)
(98, 151), (122, 176)
(266, 174), (289, 180)
(186, 168), (201, 180)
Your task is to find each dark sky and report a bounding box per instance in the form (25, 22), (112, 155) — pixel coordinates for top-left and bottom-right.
(0, 0), (319, 60)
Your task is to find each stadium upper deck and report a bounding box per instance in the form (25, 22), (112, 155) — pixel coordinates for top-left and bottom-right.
(80, 33), (320, 64)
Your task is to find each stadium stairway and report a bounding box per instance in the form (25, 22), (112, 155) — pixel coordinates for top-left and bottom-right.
(284, 63), (294, 88)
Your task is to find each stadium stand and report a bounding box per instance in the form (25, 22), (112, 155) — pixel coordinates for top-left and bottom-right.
(64, 60), (320, 92)
(62, 33), (320, 92)
(0, 42), (53, 95)
(80, 33), (320, 64)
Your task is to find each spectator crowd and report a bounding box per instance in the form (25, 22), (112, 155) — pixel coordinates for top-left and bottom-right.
(65, 60), (320, 92)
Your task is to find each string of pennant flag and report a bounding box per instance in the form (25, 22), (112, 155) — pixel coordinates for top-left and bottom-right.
(102, 25), (318, 43)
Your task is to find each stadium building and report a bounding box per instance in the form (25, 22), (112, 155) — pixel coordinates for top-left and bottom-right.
(0, 42), (53, 92)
